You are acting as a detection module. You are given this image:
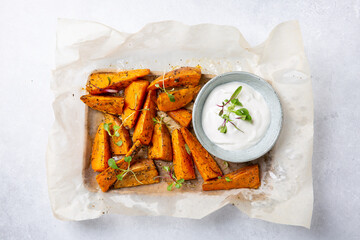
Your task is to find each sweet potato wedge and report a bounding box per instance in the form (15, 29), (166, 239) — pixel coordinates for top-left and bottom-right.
(172, 129), (196, 180)
(104, 114), (132, 155)
(202, 164), (260, 191)
(114, 159), (160, 189)
(148, 67), (201, 91)
(157, 86), (201, 112)
(96, 140), (142, 192)
(80, 95), (124, 115)
(91, 123), (111, 172)
(180, 127), (222, 180)
(122, 80), (149, 129)
(86, 69), (150, 95)
(167, 108), (192, 127)
(132, 90), (157, 145)
(148, 122), (172, 161)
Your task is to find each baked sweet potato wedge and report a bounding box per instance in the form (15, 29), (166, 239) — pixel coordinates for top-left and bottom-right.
(80, 95), (124, 115)
(132, 90), (157, 145)
(104, 114), (132, 155)
(157, 86), (200, 112)
(167, 108), (192, 127)
(148, 122), (172, 161)
(148, 67), (201, 91)
(91, 123), (111, 172)
(114, 159), (160, 189)
(122, 80), (149, 129)
(86, 69), (150, 95)
(96, 140), (142, 192)
(172, 129), (196, 180)
(202, 164), (260, 191)
(180, 127), (222, 180)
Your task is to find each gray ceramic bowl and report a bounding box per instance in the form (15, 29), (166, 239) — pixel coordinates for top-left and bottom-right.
(192, 71), (282, 163)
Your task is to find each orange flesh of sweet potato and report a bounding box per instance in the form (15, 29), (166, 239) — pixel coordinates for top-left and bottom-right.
(80, 95), (124, 115)
(202, 164), (260, 191)
(86, 69), (150, 95)
(132, 90), (157, 145)
(148, 123), (173, 161)
(157, 86), (201, 112)
(121, 80), (149, 129)
(167, 108), (192, 127)
(113, 159), (160, 188)
(147, 67), (201, 91)
(104, 114), (132, 155)
(91, 123), (111, 172)
(180, 127), (222, 180)
(95, 140), (142, 192)
(172, 129), (196, 180)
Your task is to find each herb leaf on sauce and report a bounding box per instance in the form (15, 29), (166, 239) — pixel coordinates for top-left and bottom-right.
(216, 86), (252, 134)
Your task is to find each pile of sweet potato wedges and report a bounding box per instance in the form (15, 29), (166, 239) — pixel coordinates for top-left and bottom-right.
(80, 67), (260, 192)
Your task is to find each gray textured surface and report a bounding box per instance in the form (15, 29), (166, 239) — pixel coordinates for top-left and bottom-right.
(0, 0), (359, 239)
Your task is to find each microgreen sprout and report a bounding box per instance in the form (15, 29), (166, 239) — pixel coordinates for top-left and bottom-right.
(108, 157), (143, 184)
(216, 86), (253, 134)
(152, 117), (164, 130)
(103, 122), (123, 142)
(152, 117), (164, 125)
(161, 165), (185, 191)
(155, 70), (176, 102)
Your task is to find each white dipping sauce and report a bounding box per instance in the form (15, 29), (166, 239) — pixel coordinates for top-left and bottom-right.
(202, 82), (270, 150)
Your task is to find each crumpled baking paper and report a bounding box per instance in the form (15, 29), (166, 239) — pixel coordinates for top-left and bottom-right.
(47, 19), (313, 228)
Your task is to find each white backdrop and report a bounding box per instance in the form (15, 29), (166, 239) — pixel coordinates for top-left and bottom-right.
(0, 0), (359, 239)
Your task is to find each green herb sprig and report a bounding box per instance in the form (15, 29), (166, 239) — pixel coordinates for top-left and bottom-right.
(155, 70), (176, 102)
(217, 176), (232, 182)
(217, 86), (253, 134)
(152, 117), (165, 130)
(104, 123), (123, 146)
(155, 83), (175, 102)
(162, 165), (185, 191)
(108, 156), (143, 184)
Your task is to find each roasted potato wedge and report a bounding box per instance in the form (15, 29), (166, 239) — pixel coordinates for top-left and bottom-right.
(104, 114), (132, 155)
(167, 108), (192, 127)
(148, 67), (201, 91)
(202, 164), (260, 191)
(148, 122), (172, 161)
(172, 129), (196, 180)
(114, 159), (160, 188)
(132, 90), (157, 145)
(122, 80), (149, 129)
(91, 123), (111, 172)
(80, 95), (124, 115)
(180, 127), (222, 180)
(86, 69), (150, 95)
(157, 86), (200, 112)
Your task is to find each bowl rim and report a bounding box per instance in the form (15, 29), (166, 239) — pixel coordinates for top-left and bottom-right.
(192, 71), (283, 163)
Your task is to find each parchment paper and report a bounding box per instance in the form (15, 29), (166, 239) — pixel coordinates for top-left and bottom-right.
(47, 19), (313, 228)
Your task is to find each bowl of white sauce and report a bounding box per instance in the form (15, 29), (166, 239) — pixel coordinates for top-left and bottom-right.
(192, 71), (282, 162)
